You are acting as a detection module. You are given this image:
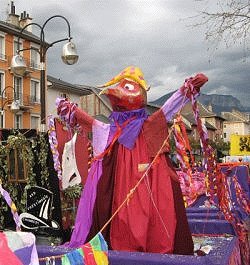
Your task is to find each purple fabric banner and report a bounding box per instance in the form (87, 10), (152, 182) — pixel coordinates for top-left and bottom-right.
(37, 235), (240, 265)
(64, 160), (103, 248)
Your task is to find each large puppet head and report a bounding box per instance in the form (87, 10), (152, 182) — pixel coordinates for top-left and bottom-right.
(98, 66), (149, 111)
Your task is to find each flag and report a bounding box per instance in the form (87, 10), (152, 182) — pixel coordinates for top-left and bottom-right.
(62, 233), (109, 265)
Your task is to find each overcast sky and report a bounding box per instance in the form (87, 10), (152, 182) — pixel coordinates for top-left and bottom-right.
(1, 0), (249, 106)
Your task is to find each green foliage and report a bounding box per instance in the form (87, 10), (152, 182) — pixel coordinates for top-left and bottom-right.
(34, 135), (51, 188)
(0, 133), (51, 229)
(63, 184), (82, 199)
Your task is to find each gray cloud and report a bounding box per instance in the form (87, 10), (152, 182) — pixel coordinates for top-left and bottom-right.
(2, 0), (249, 106)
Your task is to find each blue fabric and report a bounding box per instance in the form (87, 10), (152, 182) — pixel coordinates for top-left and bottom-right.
(14, 245), (33, 265)
(98, 232), (108, 251)
(188, 219), (235, 235)
(109, 108), (148, 149)
(66, 250), (84, 265)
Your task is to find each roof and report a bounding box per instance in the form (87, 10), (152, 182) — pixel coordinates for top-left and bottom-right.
(222, 111), (250, 123)
(182, 113), (197, 126)
(204, 121), (217, 130)
(181, 102), (214, 117)
(181, 101), (225, 120)
(182, 113), (217, 130)
(0, 20), (42, 45)
(47, 75), (92, 96)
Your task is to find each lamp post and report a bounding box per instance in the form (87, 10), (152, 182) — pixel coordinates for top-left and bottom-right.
(10, 15), (79, 132)
(0, 86), (20, 128)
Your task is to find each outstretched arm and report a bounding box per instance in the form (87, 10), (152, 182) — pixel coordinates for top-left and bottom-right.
(56, 98), (111, 156)
(161, 73), (208, 122)
(56, 97), (94, 132)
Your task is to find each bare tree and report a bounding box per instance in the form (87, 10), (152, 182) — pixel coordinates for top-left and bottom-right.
(192, 0), (250, 53)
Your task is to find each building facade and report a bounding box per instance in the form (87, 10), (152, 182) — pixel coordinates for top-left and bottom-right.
(0, 3), (42, 130)
(181, 101), (224, 142)
(47, 75), (91, 118)
(222, 110), (250, 142)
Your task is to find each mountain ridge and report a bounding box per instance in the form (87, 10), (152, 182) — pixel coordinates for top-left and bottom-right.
(150, 92), (250, 114)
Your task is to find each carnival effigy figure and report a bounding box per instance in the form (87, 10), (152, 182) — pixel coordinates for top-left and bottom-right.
(56, 66), (208, 255)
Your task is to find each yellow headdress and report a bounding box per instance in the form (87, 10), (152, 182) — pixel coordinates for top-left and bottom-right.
(98, 66), (149, 90)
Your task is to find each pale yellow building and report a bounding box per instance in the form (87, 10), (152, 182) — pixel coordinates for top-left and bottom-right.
(222, 110), (250, 142)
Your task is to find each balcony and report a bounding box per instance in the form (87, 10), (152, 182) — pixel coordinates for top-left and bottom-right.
(1, 92), (37, 111)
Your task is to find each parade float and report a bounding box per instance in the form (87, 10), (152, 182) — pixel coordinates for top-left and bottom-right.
(0, 66), (249, 265)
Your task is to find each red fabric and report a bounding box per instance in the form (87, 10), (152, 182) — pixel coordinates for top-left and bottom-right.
(75, 132), (89, 185)
(110, 134), (176, 253)
(180, 73), (208, 97)
(74, 108), (94, 132)
(0, 233), (22, 265)
(82, 243), (97, 265)
(167, 163), (194, 255)
(55, 118), (89, 185)
(143, 110), (170, 158)
(55, 118), (72, 163)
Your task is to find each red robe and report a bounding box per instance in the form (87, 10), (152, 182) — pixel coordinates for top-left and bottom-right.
(86, 110), (193, 254)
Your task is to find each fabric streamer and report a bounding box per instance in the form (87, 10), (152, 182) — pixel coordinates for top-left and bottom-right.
(219, 167), (250, 264)
(48, 115), (63, 181)
(173, 115), (197, 206)
(187, 78), (250, 265)
(56, 98), (78, 128)
(0, 178), (20, 230)
(232, 173), (250, 215)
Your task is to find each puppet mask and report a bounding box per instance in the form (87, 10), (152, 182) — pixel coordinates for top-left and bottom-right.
(99, 66), (149, 111)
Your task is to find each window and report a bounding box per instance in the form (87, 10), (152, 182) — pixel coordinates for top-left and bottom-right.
(8, 148), (27, 182)
(0, 103), (3, 128)
(0, 71), (4, 95)
(30, 47), (39, 69)
(13, 38), (23, 56)
(224, 133), (226, 138)
(0, 72), (4, 127)
(14, 76), (22, 103)
(14, 114), (22, 129)
(31, 115), (40, 129)
(0, 113), (3, 128)
(0, 34), (5, 60)
(60, 92), (69, 99)
(31, 80), (40, 103)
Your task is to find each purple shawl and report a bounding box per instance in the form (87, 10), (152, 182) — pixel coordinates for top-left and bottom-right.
(109, 108), (148, 150)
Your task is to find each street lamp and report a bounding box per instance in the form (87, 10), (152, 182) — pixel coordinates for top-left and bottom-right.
(10, 15), (79, 132)
(0, 86), (20, 128)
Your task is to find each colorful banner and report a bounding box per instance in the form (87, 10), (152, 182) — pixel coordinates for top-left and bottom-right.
(230, 134), (250, 156)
